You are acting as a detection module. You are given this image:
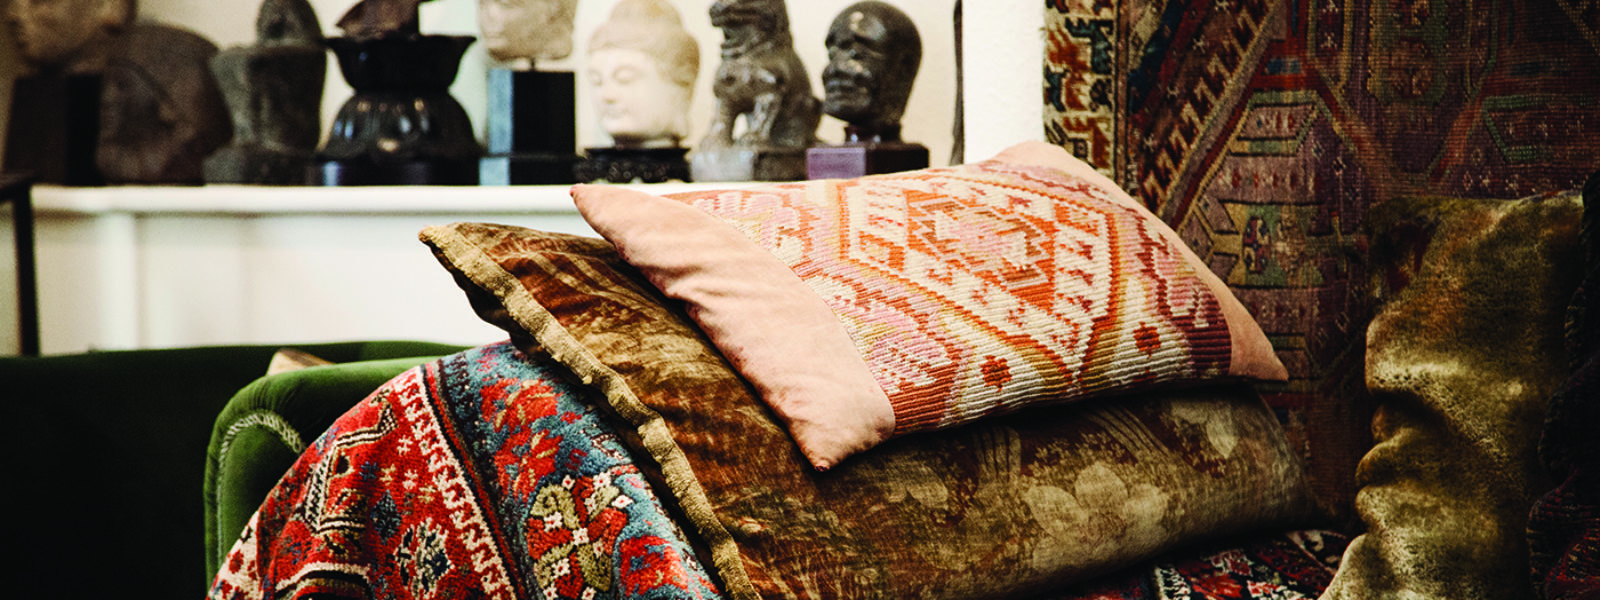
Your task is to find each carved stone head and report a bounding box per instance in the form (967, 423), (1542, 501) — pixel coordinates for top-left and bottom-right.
(586, 0), (698, 147)
(478, 0), (577, 67)
(821, 1), (921, 133)
(3, 0), (135, 74)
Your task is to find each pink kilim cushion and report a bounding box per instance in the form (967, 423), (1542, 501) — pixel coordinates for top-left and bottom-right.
(573, 142), (1286, 470)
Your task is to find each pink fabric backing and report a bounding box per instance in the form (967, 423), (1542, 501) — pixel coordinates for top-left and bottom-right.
(571, 184), (895, 470)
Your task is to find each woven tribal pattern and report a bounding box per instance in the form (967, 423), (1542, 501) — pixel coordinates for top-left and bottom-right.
(1046, 0), (1600, 521)
(669, 160), (1233, 434)
(208, 343), (720, 600)
(1046, 530), (1348, 600)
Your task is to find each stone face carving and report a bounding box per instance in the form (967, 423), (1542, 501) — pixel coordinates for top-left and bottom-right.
(4, 0), (236, 185)
(96, 24), (233, 184)
(577, 0), (699, 183)
(821, 1), (921, 136)
(806, 1), (927, 179)
(692, 0), (820, 181)
(1, 0), (132, 183)
(205, 0), (326, 184)
(586, 0), (698, 149)
(3, 0), (134, 75)
(478, 0), (577, 68)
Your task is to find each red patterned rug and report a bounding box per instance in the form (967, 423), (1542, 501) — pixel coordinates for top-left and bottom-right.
(209, 342), (720, 600)
(1041, 530), (1348, 599)
(1045, 0), (1600, 520)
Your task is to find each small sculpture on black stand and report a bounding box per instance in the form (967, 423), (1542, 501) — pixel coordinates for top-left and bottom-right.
(806, 1), (927, 179)
(205, 0), (326, 185)
(2, 0), (133, 185)
(6, 0), (235, 185)
(312, 0), (482, 186)
(691, 0), (820, 182)
(478, 0), (583, 185)
(574, 0), (698, 184)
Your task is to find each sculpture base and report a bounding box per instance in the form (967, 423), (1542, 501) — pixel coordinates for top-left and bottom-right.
(690, 147), (807, 182)
(205, 146), (313, 185)
(3, 73), (103, 186)
(480, 153), (581, 185)
(312, 158), (479, 186)
(577, 147), (690, 183)
(806, 141), (929, 179)
(487, 69), (577, 157)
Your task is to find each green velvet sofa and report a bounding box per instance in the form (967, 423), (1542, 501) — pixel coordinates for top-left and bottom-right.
(6, 340), (466, 600)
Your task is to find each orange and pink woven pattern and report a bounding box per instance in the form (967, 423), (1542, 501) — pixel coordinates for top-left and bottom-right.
(575, 143), (1285, 469)
(679, 161), (1235, 434)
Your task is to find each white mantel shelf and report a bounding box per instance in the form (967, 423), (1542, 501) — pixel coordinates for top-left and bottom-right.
(13, 181), (759, 356)
(31, 182), (742, 217)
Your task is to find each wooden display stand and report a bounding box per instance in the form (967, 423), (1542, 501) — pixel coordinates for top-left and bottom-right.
(806, 124), (928, 179)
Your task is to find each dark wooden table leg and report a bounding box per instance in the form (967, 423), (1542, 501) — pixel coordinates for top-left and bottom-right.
(1, 175), (38, 356)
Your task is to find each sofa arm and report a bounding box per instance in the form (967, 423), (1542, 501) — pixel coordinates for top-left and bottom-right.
(202, 355), (445, 586)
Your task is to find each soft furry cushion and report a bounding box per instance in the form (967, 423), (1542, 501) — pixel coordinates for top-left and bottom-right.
(1528, 174), (1600, 599)
(421, 222), (1317, 600)
(571, 142), (1284, 470)
(1322, 192), (1585, 599)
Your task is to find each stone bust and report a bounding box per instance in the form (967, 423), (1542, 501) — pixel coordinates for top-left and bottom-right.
(97, 23), (232, 183)
(821, 1), (921, 138)
(478, 0), (577, 68)
(586, 0), (698, 148)
(4, 0), (135, 75)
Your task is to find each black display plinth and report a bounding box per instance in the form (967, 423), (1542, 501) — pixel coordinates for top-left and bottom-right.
(4, 73), (104, 186)
(480, 69), (582, 185)
(806, 125), (928, 179)
(576, 147), (690, 183)
(480, 154), (581, 186)
(312, 34), (482, 186)
(314, 159), (480, 186)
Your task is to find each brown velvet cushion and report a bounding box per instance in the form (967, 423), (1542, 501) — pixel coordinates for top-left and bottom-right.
(421, 222), (1319, 600)
(1322, 192), (1586, 600)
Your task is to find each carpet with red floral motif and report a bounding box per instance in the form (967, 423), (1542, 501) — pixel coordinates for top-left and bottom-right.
(208, 341), (720, 600)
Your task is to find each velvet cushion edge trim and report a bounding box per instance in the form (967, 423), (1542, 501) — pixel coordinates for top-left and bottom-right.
(418, 224), (760, 600)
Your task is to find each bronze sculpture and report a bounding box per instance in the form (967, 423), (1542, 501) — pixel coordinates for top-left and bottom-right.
(807, 1), (928, 179)
(312, 0), (482, 185)
(692, 0), (820, 182)
(205, 0), (326, 185)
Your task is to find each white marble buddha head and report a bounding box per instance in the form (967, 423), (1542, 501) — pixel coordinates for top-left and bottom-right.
(585, 0), (699, 148)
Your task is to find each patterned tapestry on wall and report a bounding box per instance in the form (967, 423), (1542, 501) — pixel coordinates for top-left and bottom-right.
(1046, 0), (1600, 520)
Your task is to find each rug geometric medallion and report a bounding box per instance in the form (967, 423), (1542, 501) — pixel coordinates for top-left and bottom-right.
(1047, 0), (1600, 519)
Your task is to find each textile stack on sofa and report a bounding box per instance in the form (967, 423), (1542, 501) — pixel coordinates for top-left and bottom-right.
(211, 143), (1335, 599)
(201, 144), (1597, 599)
